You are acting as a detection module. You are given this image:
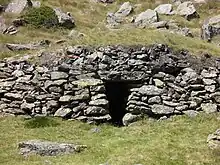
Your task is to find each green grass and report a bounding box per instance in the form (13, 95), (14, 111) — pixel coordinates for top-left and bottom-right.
(1, 114), (220, 165)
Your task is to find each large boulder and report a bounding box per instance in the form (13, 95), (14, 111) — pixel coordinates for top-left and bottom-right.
(175, 1), (199, 20)
(115, 2), (133, 17)
(0, 16), (6, 33)
(154, 4), (173, 15)
(207, 129), (220, 150)
(201, 15), (220, 42)
(134, 9), (158, 28)
(18, 140), (87, 156)
(54, 8), (75, 29)
(5, 0), (32, 14)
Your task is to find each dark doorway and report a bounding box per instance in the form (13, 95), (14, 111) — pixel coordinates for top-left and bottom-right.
(104, 81), (129, 125)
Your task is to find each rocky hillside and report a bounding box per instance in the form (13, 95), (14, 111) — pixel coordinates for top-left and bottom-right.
(0, 0), (220, 59)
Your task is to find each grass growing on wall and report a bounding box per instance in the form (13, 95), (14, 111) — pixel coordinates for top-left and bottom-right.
(1, 114), (220, 165)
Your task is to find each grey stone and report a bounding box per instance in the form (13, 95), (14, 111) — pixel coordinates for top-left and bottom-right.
(106, 12), (123, 28)
(159, 116), (168, 121)
(71, 94), (90, 101)
(12, 70), (24, 77)
(151, 104), (174, 115)
(163, 101), (180, 107)
(49, 86), (63, 93)
(203, 79), (216, 85)
(4, 93), (23, 101)
(3, 108), (25, 115)
(175, 105), (188, 111)
(46, 100), (59, 110)
(134, 9), (158, 28)
(6, 40), (50, 51)
(167, 83), (186, 93)
(148, 96), (161, 104)
(201, 103), (217, 114)
(21, 102), (35, 113)
(89, 99), (109, 107)
(154, 4), (173, 15)
(32, 1), (41, 8)
(84, 106), (108, 115)
(72, 79), (103, 87)
(191, 90), (206, 97)
(122, 113), (142, 126)
(54, 107), (73, 117)
(5, 0), (32, 14)
(132, 85), (163, 96)
(205, 85), (215, 93)
(45, 80), (67, 89)
(91, 94), (106, 100)
(153, 79), (164, 87)
(72, 103), (87, 113)
(54, 8), (75, 29)
(18, 140), (86, 156)
(201, 15), (220, 41)
(115, 2), (133, 17)
(181, 68), (198, 82)
(201, 68), (218, 78)
(207, 129), (220, 149)
(59, 95), (74, 102)
(149, 21), (168, 29)
(175, 1), (198, 20)
(97, 0), (114, 3)
(0, 16), (6, 33)
(51, 72), (68, 80)
(183, 110), (199, 117)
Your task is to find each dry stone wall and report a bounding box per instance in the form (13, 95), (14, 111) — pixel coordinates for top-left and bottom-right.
(1, 44), (220, 126)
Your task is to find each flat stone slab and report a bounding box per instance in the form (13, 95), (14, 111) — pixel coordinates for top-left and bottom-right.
(18, 140), (87, 156)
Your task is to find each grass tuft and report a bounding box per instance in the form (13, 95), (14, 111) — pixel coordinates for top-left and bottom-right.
(24, 117), (60, 128)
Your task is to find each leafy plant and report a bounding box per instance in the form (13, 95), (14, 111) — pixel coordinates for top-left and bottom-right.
(22, 6), (59, 28)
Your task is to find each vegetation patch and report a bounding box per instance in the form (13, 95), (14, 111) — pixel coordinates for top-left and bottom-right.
(21, 6), (59, 28)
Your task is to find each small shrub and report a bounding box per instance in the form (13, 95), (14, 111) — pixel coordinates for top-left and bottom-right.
(22, 6), (59, 28)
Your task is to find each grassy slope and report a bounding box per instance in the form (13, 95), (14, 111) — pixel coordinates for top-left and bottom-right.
(0, 0), (220, 59)
(0, 114), (220, 165)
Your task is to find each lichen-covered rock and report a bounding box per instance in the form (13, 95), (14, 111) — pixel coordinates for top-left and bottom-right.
(122, 113), (142, 126)
(175, 1), (199, 20)
(18, 140), (87, 156)
(5, 0), (32, 14)
(201, 103), (217, 114)
(50, 71), (68, 80)
(201, 15), (220, 42)
(132, 85), (163, 96)
(151, 104), (174, 115)
(54, 8), (75, 29)
(84, 106), (108, 115)
(6, 41), (50, 51)
(154, 4), (173, 15)
(134, 9), (158, 28)
(54, 107), (73, 117)
(115, 2), (133, 17)
(207, 129), (220, 149)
